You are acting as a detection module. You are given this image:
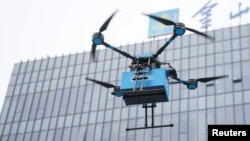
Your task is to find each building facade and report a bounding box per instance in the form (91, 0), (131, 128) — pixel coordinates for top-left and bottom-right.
(0, 23), (250, 141)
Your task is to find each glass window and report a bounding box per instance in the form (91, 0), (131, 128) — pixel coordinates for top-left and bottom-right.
(207, 95), (215, 108)
(31, 71), (38, 82)
(240, 37), (249, 49)
(12, 63), (21, 74)
(198, 44), (206, 56)
(38, 71), (45, 81)
(3, 123), (11, 135)
(206, 43), (214, 54)
(223, 28), (231, 40)
(69, 54), (76, 65)
(33, 60), (41, 72)
(207, 109), (215, 124)
(57, 116), (65, 128)
(29, 94), (40, 120)
(174, 48), (181, 60)
(24, 73), (31, 83)
(215, 53), (223, 65)
(241, 49), (249, 60)
(80, 113), (88, 125)
(52, 90), (62, 116)
(27, 61), (34, 72)
(225, 106), (234, 124)
(55, 56), (63, 68)
(223, 40), (232, 51)
(83, 52), (90, 63)
(62, 55), (69, 67)
(74, 65), (82, 76)
(27, 83), (35, 94)
(54, 128), (63, 141)
(215, 93), (224, 106)
(75, 87), (85, 113)
(6, 96), (17, 122)
(67, 88), (77, 114)
(225, 93), (233, 106)
(62, 128), (70, 141)
(44, 91), (55, 117)
(43, 80), (50, 91)
(41, 118), (49, 130)
(104, 109), (112, 122)
(18, 121), (26, 134)
(76, 53), (84, 64)
(52, 68), (60, 79)
(67, 66), (74, 77)
(72, 76), (80, 87)
(206, 54), (214, 66)
(73, 114), (80, 126)
(65, 115), (73, 127)
(34, 119), (42, 131)
(235, 105), (244, 124)
(26, 120), (34, 132)
(40, 59), (48, 70)
(232, 26), (239, 38)
(20, 62), (27, 73)
(47, 57), (55, 69)
(64, 77), (72, 88)
(47, 130), (55, 141)
(244, 104), (250, 123)
(240, 24), (250, 36)
(45, 69), (53, 80)
(50, 117), (57, 129)
(17, 74), (24, 84)
(57, 78), (65, 89)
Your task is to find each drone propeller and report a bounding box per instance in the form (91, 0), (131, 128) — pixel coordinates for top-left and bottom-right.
(86, 77), (116, 88)
(91, 10), (118, 61)
(195, 75), (229, 83)
(170, 75), (228, 90)
(142, 13), (215, 40)
(91, 10), (135, 61)
(86, 77), (121, 96)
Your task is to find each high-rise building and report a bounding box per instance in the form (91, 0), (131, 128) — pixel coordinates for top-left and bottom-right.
(0, 23), (250, 141)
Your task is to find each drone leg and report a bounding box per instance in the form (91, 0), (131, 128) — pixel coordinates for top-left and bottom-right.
(144, 104), (148, 127)
(151, 103), (154, 127)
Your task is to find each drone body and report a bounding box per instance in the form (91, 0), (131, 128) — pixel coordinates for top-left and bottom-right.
(114, 53), (170, 105)
(86, 10), (227, 131)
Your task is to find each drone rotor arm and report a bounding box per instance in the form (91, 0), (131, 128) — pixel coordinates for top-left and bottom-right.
(154, 34), (177, 58)
(103, 42), (135, 60)
(169, 76), (188, 85)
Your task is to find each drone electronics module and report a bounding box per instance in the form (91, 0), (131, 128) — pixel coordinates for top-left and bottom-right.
(86, 10), (228, 131)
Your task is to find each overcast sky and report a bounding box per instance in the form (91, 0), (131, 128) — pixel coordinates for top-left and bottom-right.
(0, 0), (249, 113)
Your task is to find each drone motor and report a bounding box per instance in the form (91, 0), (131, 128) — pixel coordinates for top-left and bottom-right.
(92, 32), (104, 45)
(174, 22), (186, 36)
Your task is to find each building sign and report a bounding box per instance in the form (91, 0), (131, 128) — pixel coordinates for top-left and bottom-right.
(147, 0), (249, 38)
(192, 0), (249, 31)
(147, 8), (179, 37)
(192, 0), (218, 30)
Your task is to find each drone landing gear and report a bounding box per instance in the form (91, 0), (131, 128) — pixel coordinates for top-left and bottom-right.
(126, 103), (174, 131)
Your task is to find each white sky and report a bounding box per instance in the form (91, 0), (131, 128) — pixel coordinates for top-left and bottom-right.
(0, 0), (249, 113)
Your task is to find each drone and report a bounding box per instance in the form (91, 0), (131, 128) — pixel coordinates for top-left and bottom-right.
(86, 10), (228, 131)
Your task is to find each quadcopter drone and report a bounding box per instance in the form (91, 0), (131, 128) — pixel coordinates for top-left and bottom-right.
(86, 10), (228, 131)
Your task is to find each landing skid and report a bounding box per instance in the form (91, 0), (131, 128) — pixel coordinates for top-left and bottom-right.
(126, 103), (174, 131)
